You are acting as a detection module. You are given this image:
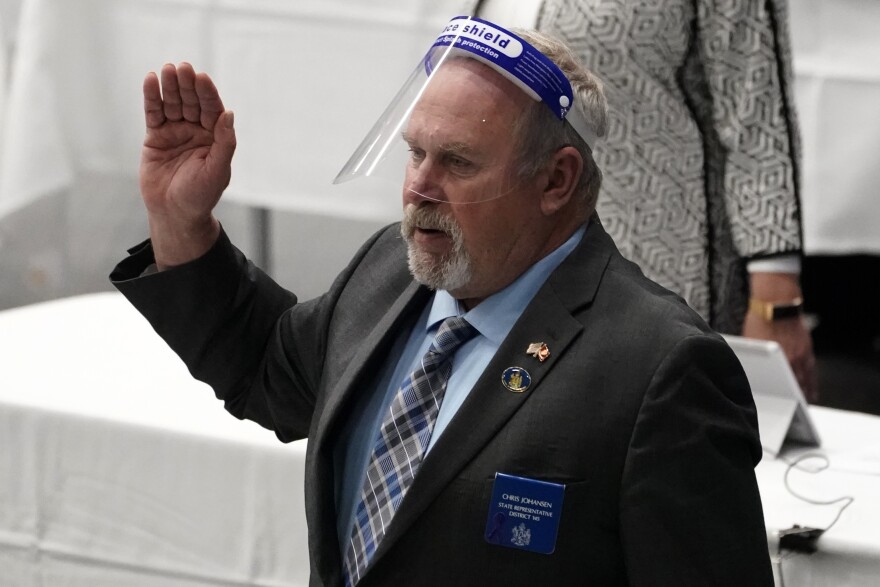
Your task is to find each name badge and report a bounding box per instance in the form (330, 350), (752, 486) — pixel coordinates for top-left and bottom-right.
(484, 473), (564, 554)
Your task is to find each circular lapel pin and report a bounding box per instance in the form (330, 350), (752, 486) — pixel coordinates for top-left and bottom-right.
(501, 367), (531, 393)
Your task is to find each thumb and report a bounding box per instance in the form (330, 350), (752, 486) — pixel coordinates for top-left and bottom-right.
(209, 110), (237, 172)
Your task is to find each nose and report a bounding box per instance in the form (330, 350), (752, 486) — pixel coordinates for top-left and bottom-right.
(403, 157), (445, 205)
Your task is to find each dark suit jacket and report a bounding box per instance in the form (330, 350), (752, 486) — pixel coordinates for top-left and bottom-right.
(111, 218), (773, 586)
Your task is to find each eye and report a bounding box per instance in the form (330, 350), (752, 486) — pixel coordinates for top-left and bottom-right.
(408, 147), (426, 164)
(446, 154), (475, 173)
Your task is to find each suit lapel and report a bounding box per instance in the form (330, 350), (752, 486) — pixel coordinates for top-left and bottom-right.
(364, 220), (615, 572)
(307, 279), (429, 585)
(313, 280), (429, 448)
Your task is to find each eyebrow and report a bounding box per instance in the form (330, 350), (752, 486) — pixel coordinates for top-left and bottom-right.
(401, 132), (474, 157)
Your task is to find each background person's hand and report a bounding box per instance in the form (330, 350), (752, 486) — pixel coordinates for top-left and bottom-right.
(140, 62), (236, 269)
(744, 271), (819, 402)
(742, 311), (818, 402)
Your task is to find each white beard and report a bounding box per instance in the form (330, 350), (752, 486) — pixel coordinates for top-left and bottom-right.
(400, 204), (472, 292)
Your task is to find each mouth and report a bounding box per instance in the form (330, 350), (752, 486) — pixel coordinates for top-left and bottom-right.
(411, 225), (453, 252)
(415, 226), (448, 236)
(414, 225), (450, 238)
(402, 203), (458, 252)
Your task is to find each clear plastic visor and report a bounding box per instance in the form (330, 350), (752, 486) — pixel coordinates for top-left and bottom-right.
(333, 41), (537, 205)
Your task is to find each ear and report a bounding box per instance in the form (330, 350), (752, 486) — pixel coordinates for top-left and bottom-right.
(539, 146), (583, 216)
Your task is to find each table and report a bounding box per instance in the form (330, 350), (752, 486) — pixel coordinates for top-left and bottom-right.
(758, 407), (880, 586)
(3, 293), (880, 585)
(0, 293), (310, 586)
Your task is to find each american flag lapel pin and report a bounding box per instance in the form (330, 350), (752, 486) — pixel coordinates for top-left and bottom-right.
(526, 342), (550, 363)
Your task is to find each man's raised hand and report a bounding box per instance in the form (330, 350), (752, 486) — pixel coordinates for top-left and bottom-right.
(140, 62), (236, 269)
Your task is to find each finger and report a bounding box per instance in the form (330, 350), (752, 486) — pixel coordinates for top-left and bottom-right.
(160, 63), (184, 121)
(792, 358), (808, 393)
(194, 72), (226, 131)
(177, 62), (201, 123)
(802, 353), (819, 403)
(143, 71), (166, 128)
(790, 349), (816, 402)
(809, 371), (820, 404)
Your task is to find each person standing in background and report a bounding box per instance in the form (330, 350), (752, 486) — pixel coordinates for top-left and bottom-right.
(475, 0), (817, 400)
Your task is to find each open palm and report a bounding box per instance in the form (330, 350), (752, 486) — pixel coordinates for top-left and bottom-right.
(140, 62), (236, 228)
(138, 62), (236, 268)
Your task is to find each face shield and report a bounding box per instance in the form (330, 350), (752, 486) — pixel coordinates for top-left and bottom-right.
(333, 15), (596, 205)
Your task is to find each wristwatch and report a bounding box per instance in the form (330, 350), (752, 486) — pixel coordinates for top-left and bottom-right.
(748, 297), (804, 322)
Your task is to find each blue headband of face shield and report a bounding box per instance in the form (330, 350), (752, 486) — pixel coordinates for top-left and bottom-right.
(427, 16), (596, 148)
(333, 15), (597, 197)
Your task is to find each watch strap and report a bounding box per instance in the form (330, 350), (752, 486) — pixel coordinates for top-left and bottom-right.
(749, 297), (804, 321)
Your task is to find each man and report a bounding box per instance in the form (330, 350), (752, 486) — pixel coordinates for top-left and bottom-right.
(112, 19), (772, 586)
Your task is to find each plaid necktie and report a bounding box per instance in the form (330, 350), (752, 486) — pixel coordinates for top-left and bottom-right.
(343, 316), (478, 586)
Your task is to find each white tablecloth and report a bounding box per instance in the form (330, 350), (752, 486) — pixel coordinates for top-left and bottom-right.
(0, 293), (310, 586)
(758, 407), (880, 586)
(2, 293), (880, 585)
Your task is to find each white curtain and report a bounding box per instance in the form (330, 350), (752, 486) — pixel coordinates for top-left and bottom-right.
(0, 0), (878, 312)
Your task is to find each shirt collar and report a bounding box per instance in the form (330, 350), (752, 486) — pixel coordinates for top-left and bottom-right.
(425, 224), (586, 344)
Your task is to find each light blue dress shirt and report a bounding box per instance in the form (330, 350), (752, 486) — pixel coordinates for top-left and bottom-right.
(334, 224), (586, 553)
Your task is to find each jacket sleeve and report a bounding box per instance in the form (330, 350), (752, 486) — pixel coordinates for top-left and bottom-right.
(110, 225), (389, 442)
(619, 333), (774, 586)
(691, 0), (803, 260)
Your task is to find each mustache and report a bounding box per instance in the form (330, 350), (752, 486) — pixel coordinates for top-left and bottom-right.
(400, 204), (461, 238)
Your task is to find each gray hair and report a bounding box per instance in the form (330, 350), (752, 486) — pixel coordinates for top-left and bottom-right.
(511, 28), (608, 214)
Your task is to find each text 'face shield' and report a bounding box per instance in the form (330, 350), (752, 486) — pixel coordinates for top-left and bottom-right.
(334, 16), (579, 205)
